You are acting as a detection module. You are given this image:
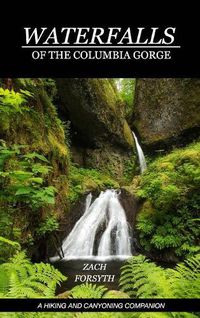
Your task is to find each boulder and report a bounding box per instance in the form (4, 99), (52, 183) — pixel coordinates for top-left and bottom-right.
(56, 78), (134, 149)
(56, 78), (136, 181)
(133, 78), (200, 150)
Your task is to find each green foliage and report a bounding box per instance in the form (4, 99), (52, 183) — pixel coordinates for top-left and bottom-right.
(115, 79), (135, 120)
(0, 236), (21, 263)
(0, 251), (66, 298)
(120, 254), (200, 299)
(168, 253), (200, 298)
(69, 165), (119, 203)
(41, 78), (57, 100)
(0, 87), (32, 132)
(124, 158), (136, 183)
(70, 282), (107, 298)
(0, 142), (56, 209)
(120, 255), (172, 298)
(0, 88), (32, 114)
(36, 215), (59, 236)
(136, 142), (200, 257)
(0, 142), (57, 259)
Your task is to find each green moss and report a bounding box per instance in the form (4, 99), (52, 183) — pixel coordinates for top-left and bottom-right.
(133, 79), (200, 145)
(136, 141), (200, 258)
(68, 165), (119, 203)
(56, 78), (133, 148)
(48, 133), (69, 160)
(123, 121), (134, 146)
(123, 156), (136, 183)
(0, 81), (70, 256)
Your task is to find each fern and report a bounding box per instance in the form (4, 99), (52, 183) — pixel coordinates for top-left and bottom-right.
(0, 236), (20, 249)
(0, 251), (66, 298)
(119, 255), (172, 298)
(70, 282), (107, 299)
(0, 88), (31, 114)
(119, 254), (200, 299)
(167, 254), (200, 298)
(0, 236), (21, 263)
(0, 142), (56, 209)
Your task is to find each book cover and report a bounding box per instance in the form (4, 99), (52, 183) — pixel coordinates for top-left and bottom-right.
(0, 8), (199, 317)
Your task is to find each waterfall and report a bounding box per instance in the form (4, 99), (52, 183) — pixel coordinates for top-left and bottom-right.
(132, 131), (147, 173)
(57, 190), (132, 260)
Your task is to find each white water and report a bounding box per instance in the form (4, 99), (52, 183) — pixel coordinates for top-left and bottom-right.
(132, 131), (147, 173)
(56, 190), (132, 260)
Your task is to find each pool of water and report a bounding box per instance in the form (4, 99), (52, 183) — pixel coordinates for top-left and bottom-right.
(52, 257), (130, 292)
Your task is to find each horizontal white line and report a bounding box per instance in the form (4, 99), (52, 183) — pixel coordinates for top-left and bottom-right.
(21, 45), (181, 49)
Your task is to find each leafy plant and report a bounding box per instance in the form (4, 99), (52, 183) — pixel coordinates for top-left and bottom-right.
(119, 254), (200, 299)
(114, 79), (135, 120)
(70, 282), (107, 299)
(69, 165), (119, 203)
(120, 255), (172, 298)
(0, 251), (66, 298)
(136, 142), (200, 258)
(0, 142), (57, 257)
(0, 88), (32, 114)
(0, 87), (33, 131)
(36, 215), (59, 236)
(41, 78), (57, 100)
(167, 254), (200, 298)
(0, 142), (56, 209)
(0, 236), (21, 263)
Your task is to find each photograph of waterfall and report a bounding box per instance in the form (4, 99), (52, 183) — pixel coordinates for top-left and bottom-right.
(0, 78), (199, 316)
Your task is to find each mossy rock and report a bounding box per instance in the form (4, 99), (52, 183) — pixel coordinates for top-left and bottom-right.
(103, 290), (130, 298)
(133, 78), (200, 149)
(57, 291), (71, 298)
(56, 78), (134, 149)
(83, 143), (136, 183)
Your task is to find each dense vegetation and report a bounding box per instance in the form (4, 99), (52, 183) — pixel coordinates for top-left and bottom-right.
(114, 78), (135, 121)
(136, 143), (200, 259)
(0, 78), (199, 317)
(120, 254), (200, 298)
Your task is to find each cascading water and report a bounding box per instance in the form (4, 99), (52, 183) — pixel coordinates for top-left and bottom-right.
(55, 190), (132, 260)
(132, 131), (147, 173)
(51, 133), (146, 263)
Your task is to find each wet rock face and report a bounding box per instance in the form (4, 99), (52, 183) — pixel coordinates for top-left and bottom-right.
(56, 78), (136, 181)
(119, 188), (140, 225)
(83, 143), (136, 182)
(133, 78), (200, 149)
(56, 78), (134, 149)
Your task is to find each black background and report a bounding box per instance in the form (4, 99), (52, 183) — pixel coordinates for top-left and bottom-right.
(0, 299), (199, 312)
(0, 5), (199, 77)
